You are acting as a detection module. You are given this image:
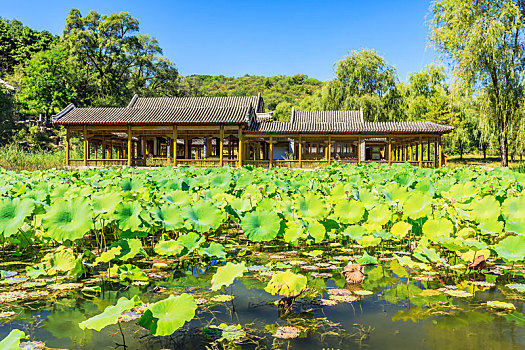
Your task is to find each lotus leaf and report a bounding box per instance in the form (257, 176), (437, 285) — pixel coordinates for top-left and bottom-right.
(241, 210), (280, 242)
(493, 235), (525, 262)
(390, 221), (412, 239)
(333, 200), (364, 224)
(42, 198), (93, 241)
(182, 201), (224, 232)
(79, 296), (140, 331)
(367, 204), (391, 226)
(151, 204), (184, 230)
(0, 198), (34, 237)
(211, 262), (245, 291)
(114, 202), (145, 231)
(422, 218), (453, 241)
(264, 270), (307, 297)
(198, 242), (226, 258)
(154, 240), (184, 256)
(0, 329), (26, 350)
(294, 193), (328, 220)
(117, 264), (148, 282)
(470, 196), (500, 222)
(139, 294), (197, 336)
(403, 194), (432, 220)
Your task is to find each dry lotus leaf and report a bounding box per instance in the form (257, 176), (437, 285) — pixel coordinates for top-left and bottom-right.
(442, 289), (473, 298)
(329, 294), (359, 303)
(469, 281), (495, 287)
(301, 265), (319, 270)
(273, 326), (301, 339)
(0, 311), (15, 318)
(287, 260), (306, 266)
(487, 300), (516, 310)
(48, 283), (83, 290)
(469, 255), (487, 270)
(333, 255), (354, 261)
(20, 341), (46, 350)
(420, 289), (442, 297)
(327, 288), (353, 296)
(310, 272), (333, 279)
(342, 263), (365, 284)
(320, 298), (338, 306)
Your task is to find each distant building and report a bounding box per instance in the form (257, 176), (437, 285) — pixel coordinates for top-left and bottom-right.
(53, 93), (453, 168)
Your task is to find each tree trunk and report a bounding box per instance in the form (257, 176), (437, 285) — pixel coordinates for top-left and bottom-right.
(483, 145), (487, 161)
(460, 144), (463, 161)
(500, 133), (509, 167)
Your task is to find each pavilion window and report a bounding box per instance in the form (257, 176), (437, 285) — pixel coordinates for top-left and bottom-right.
(318, 144), (324, 154)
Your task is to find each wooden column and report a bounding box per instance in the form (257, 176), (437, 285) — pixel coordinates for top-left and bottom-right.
(83, 125), (88, 166)
(358, 137), (361, 164)
(418, 136), (423, 167)
(237, 127), (243, 167)
(101, 134), (106, 160)
(298, 136), (302, 168)
(228, 136), (232, 159)
(219, 125), (224, 166)
(387, 138), (392, 165)
(269, 136), (274, 169)
(438, 137), (442, 168)
(127, 125), (132, 167)
(142, 137), (147, 164)
(185, 135), (189, 159)
(327, 136), (332, 165)
(94, 142), (98, 160)
(173, 125), (178, 166)
(410, 144), (413, 162)
(66, 127), (70, 166)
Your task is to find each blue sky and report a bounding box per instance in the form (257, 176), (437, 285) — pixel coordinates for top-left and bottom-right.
(2, 0), (438, 82)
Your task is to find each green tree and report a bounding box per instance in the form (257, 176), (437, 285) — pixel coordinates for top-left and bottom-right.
(430, 0), (525, 166)
(62, 9), (180, 106)
(0, 18), (56, 77)
(17, 47), (78, 123)
(0, 87), (14, 144)
(317, 49), (400, 121)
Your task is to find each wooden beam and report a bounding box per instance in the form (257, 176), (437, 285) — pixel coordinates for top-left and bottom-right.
(219, 125), (224, 166)
(127, 125), (132, 167)
(66, 127), (70, 166)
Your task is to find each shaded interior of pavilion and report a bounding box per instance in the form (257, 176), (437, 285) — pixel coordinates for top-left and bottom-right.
(67, 126), (443, 168)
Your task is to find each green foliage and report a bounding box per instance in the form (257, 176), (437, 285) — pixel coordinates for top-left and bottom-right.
(0, 329), (26, 350)
(241, 210), (281, 242)
(42, 198), (93, 241)
(264, 270), (307, 297)
(139, 294), (197, 336)
(211, 262), (245, 291)
(79, 296), (140, 331)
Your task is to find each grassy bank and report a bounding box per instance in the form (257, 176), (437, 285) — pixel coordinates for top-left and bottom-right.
(0, 143), (66, 171)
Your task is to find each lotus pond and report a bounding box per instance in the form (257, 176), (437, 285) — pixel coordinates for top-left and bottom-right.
(0, 163), (524, 349)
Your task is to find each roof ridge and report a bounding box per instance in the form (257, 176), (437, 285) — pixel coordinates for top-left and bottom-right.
(127, 94), (139, 108)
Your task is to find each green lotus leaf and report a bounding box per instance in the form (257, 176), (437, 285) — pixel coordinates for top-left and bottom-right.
(228, 197), (253, 214)
(110, 239), (143, 261)
(79, 296), (140, 331)
(403, 194), (432, 220)
(486, 300), (516, 311)
(138, 294), (197, 336)
(0, 329), (26, 350)
(42, 198), (93, 241)
(283, 221), (306, 242)
(470, 196), (500, 223)
(164, 190), (191, 207)
(198, 242), (226, 258)
(117, 264), (148, 282)
(356, 251), (378, 265)
(264, 270), (307, 297)
(154, 240), (185, 256)
(241, 210), (280, 242)
(0, 198), (34, 238)
(501, 195), (525, 222)
(333, 200), (365, 224)
(114, 202), (144, 232)
(390, 221), (412, 239)
(151, 204), (184, 230)
(478, 219), (503, 234)
(357, 235), (381, 247)
(342, 225), (367, 240)
(119, 177), (144, 192)
(209, 172), (232, 189)
(367, 204), (392, 226)
(414, 245), (445, 264)
(26, 263), (47, 279)
(382, 183), (410, 207)
(503, 312), (525, 326)
(211, 262), (245, 291)
(494, 235), (525, 262)
(93, 246), (122, 266)
(43, 248), (77, 274)
(443, 182), (478, 203)
(357, 188), (379, 209)
(505, 219), (525, 235)
(422, 218), (453, 241)
(182, 201), (224, 233)
(307, 220), (326, 243)
(91, 191), (121, 217)
(177, 232), (204, 253)
(294, 193), (328, 220)
(203, 323), (246, 342)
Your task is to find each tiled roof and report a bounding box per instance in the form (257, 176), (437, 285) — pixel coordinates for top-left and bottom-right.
(129, 94), (264, 112)
(53, 94), (262, 125)
(55, 106), (252, 125)
(245, 121), (454, 134)
(292, 110), (363, 124)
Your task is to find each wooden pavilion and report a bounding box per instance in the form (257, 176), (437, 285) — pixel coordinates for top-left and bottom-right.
(53, 94), (453, 168)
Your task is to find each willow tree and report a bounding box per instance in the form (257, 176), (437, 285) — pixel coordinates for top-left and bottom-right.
(430, 0), (525, 166)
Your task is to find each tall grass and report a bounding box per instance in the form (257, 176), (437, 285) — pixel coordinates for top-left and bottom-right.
(0, 143), (66, 171)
